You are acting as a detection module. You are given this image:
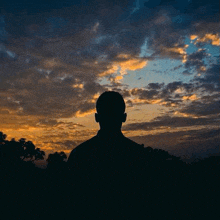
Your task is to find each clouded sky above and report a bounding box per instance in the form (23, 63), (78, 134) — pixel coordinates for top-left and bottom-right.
(0, 0), (219, 159)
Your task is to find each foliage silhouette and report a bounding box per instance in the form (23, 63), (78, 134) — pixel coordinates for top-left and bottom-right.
(0, 132), (45, 166)
(47, 151), (67, 172)
(47, 151), (67, 164)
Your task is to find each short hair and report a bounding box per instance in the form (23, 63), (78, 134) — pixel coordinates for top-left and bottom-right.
(96, 91), (126, 114)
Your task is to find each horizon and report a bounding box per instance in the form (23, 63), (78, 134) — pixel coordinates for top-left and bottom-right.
(0, 0), (219, 161)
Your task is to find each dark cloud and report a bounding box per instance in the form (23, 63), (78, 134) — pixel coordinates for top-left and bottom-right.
(173, 128), (220, 159)
(196, 63), (220, 86)
(129, 81), (197, 108)
(176, 63), (220, 117)
(37, 119), (84, 128)
(129, 67), (219, 116)
(123, 115), (219, 131)
(146, 82), (164, 90)
(137, 89), (160, 100)
(165, 81), (183, 93)
(184, 49), (208, 72)
(2, 0), (218, 63)
(180, 101), (220, 116)
(182, 70), (192, 75)
(129, 128), (220, 159)
(185, 128), (220, 141)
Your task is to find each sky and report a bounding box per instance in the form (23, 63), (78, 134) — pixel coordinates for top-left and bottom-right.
(0, 0), (219, 160)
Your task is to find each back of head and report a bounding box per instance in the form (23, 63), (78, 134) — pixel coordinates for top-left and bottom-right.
(96, 91), (125, 115)
(95, 91), (126, 130)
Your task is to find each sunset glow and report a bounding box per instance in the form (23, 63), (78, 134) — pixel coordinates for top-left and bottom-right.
(0, 0), (219, 160)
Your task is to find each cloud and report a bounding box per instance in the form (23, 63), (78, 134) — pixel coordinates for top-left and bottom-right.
(177, 63), (220, 117)
(128, 81), (197, 108)
(185, 128), (220, 141)
(99, 54), (148, 84)
(126, 61), (219, 116)
(146, 83), (164, 90)
(195, 63), (220, 86)
(179, 101), (220, 117)
(1, 2), (151, 124)
(192, 34), (220, 46)
(129, 128), (220, 159)
(123, 115), (219, 131)
(131, 88), (160, 100)
(75, 109), (96, 118)
(182, 94), (198, 101)
(184, 49), (208, 72)
(117, 54), (148, 74)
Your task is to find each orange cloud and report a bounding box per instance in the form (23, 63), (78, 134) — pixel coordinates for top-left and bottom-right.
(89, 93), (100, 103)
(192, 34), (220, 46)
(110, 75), (123, 83)
(116, 54), (148, 75)
(160, 44), (188, 63)
(200, 66), (206, 71)
(174, 111), (199, 119)
(99, 64), (119, 77)
(182, 94), (198, 101)
(190, 35), (198, 40)
(131, 98), (162, 105)
(72, 84), (84, 89)
(98, 54), (148, 80)
(160, 101), (177, 107)
(175, 88), (185, 94)
(75, 109), (96, 117)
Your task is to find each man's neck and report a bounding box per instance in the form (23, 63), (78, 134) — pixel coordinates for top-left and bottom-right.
(97, 129), (123, 138)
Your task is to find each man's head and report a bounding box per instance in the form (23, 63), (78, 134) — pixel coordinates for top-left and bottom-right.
(95, 91), (127, 131)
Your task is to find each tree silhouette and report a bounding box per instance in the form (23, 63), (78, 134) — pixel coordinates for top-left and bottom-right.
(47, 151), (67, 169)
(0, 131), (45, 166)
(0, 131), (7, 143)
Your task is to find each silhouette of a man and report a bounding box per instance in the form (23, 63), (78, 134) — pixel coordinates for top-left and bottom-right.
(68, 91), (144, 173)
(67, 91), (144, 218)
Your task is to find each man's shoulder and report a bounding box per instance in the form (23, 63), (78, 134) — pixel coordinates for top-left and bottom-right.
(68, 136), (97, 160)
(118, 136), (145, 157)
(68, 133), (144, 162)
(122, 136), (144, 149)
(72, 135), (97, 151)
